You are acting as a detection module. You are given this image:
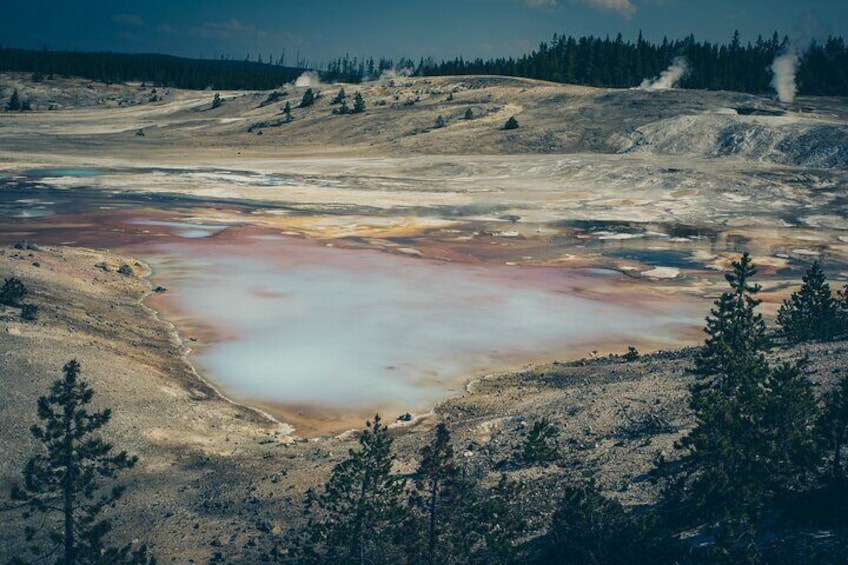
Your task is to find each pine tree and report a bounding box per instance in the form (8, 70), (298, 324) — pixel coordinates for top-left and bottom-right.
(6, 88), (22, 111)
(539, 480), (660, 565)
(515, 417), (560, 467)
(667, 254), (818, 528)
(403, 423), (479, 564)
(502, 116), (519, 130)
(820, 375), (848, 484)
(351, 92), (365, 114)
(299, 88), (315, 108)
(211, 92), (222, 109)
(693, 252), (770, 387)
(777, 261), (845, 342)
(474, 474), (528, 564)
(300, 415), (406, 564)
(282, 101), (292, 121)
(331, 87), (347, 105)
(759, 361), (819, 494)
(464, 108), (473, 120)
(8, 360), (151, 564)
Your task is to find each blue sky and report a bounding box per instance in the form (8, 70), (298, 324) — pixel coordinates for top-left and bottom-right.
(2, 1), (846, 65)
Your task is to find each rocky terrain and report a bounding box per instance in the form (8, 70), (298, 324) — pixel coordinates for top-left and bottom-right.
(2, 244), (846, 561)
(1, 72), (847, 560)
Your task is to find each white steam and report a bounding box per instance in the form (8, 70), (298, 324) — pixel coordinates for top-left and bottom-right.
(377, 67), (413, 82)
(770, 49), (799, 103)
(294, 71), (322, 88)
(639, 57), (689, 91)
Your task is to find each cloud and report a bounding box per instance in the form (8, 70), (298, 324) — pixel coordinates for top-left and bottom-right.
(113, 14), (144, 27)
(524, 0), (557, 7)
(582, 0), (636, 18)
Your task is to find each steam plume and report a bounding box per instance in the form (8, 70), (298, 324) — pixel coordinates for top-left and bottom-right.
(295, 71), (322, 88)
(369, 67), (414, 84)
(770, 49), (799, 103)
(639, 57), (689, 91)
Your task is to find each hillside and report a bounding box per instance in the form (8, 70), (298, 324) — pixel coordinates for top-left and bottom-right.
(2, 72), (847, 168)
(2, 73), (848, 561)
(2, 245), (847, 561)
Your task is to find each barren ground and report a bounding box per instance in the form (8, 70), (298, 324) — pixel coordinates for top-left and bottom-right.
(1, 72), (847, 561)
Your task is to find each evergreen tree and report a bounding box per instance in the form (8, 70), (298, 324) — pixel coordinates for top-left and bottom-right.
(1, 277), (28, 306)
(404, 423), (475, 564)
(759, 361), (819, 495)
(300, 415), (406, 564)
(282, 101), (292, 121)
(464, 108), (474, 120)
(777, 261), (845, 342)
(503, 116), (519, 130)
(331, 87), (347, 104)
(539, 480), (664, 565)
(299, 88), (315, 108)
(515, 417), (560, 467)
(474, 474), (528, 564)
(352, 92), (365, 114)
(6, 88), (22, 111)
(211, 92), (222, 109)
(693, 252), (770, 386)
(8, 360), (151, 564)
(666, 254), (818, 530)
(434, 115), (446, 128)
(820, 375), (848, 484)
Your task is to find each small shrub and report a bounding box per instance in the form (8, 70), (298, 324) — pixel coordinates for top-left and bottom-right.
(211, 92), (222, 109)
(622, 346), (640, 362)
(117, 264), (134, 276)
(464, 108), (474, 120)
(1, 277), (27, 306)
(503, 116), (519, 130)
(434, 115), (446, 128)
(259, 90), (286, 107)
(20, 304), (38, 321)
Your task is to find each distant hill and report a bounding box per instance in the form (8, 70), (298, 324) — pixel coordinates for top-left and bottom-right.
(0, 47), (304, 90)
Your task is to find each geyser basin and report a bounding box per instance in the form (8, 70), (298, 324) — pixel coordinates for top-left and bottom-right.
(145, 236), (701, 424)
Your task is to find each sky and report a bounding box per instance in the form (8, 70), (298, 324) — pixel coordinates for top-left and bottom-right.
(2, 1), (846, 66)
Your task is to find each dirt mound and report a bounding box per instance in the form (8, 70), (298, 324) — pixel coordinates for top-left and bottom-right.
(620, 112), (848, 169)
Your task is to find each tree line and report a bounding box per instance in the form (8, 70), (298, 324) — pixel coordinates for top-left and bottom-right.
(4, 32), (847, 96)
(0, 47), (303, 90)
(419, 32), (848, 96)
(4, 255), (848, 562)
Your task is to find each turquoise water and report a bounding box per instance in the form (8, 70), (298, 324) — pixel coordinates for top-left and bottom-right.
(36, 168), (104, 178)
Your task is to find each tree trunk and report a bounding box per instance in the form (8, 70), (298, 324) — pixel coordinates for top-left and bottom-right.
(427, 479), (438, 565)
(63, 376), (76, 565)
